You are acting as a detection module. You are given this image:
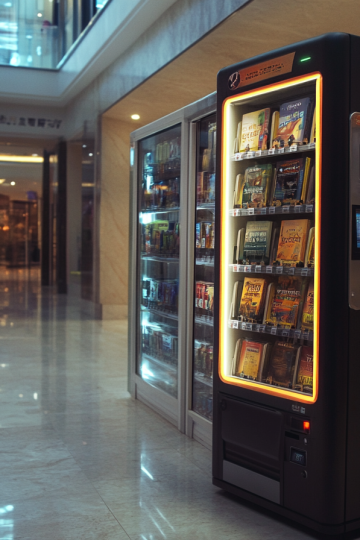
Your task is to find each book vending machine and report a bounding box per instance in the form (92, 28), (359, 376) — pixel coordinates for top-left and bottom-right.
(213, 33), (360, 535)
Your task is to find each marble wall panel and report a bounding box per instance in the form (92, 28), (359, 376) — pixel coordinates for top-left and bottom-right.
(99, 117), (133, 319)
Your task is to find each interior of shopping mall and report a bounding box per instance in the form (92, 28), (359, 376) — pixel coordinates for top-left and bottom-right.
(2, 1), (360, 539)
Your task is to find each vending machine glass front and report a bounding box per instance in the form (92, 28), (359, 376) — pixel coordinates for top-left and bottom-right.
(219, 74), (321, 404)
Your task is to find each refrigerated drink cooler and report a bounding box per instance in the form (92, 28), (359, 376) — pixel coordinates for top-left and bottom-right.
(212, 33), (360, 535)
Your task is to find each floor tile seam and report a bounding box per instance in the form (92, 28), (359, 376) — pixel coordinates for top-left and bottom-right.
(88, 479), (133, 540)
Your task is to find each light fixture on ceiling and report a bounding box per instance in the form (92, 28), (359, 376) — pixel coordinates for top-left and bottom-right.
(0, 179), (5, 184)
(82, 144), (87, 148)
(0, 155), (43, 163)
(37, 12), (42, 17)
(4, 2), (12, 6)
(32, 153), (38, 157)
(10, 181), (15, 186)
(131, 114), (140, 120)
(89, 153), (93, 157)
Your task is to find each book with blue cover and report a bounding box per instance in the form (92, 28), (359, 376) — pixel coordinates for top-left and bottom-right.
(273, 97), (314, 147)
(274, 158), (310, 203)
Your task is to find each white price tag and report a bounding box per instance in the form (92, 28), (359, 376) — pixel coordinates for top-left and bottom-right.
(261, 207), (267, 215)
(245, 323), (252, 331)
(233, 265), (237, 272)
(266, 266), (273, 274)
(255, 150), (262, 157)
(282, 206), (290, 214)
(258, 324), (266, 333)
(286, 267), (295, 275)
(276, 266), (283, 274)
(269, 206), (276, 214)
(268, 148), (276, 155)
(240, 152), (247, 160)
(301, 268), (308, 276)
(295, 205), (302, 213)
(290, 144), (298, 152)
(235, 153), (241, 161)
(239, 265), (245, 272)
(248, 207), (255, 215)
(230, 320), (239, 329)
(306, 205), (313, 213)
(278, 147), (285, 154)
(282, 329), (290, 337)
(310, 142), (316, 148)
(247, 151), (255, 158)
(294, 330), (302, 339)
(242, 322), (247, 330)
(244, 265), (252, 273)
(271, 327), (277, 335)
(255, 265), (262, 273)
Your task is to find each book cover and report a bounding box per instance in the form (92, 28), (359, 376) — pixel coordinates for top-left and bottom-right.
(264, 341), (300, 388)
(275, 219), (310, 266)
(242, 164), (273, 208)
(301, 281), (314, 331)
(267, 275), (302, 328)
(294, 345), (313, 394)
(274, 97), (314, 147)
(234, 173), (245, 208)
(274, 158), (307, 203)
(243, 221), (273, 263)
(240, 108), (271, 152)
(234, 339), (265, 380)
(235, 228), (245, 263)
(229, 281), (242, 319)
(304, 227), (315, 268)
(238, 277), (267, 322)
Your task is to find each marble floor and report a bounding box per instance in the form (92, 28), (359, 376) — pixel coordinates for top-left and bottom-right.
(0, 267), (352, 540)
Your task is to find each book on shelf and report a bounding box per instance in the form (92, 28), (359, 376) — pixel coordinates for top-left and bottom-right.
(294, 345), (313, 394)
(265, 275), (303, 328)
(238, 277), (267, 322)
(269, 226), (280, 267)
(306, 165), (315, 204)
(304, 227), (315, 268)
(241, 163), (273, 208)
(301, 281), (314, 331)
(233, 121), (242, 154)
(234, 173), (245, 208)
(272, 97), (314, 147)
(273, 157), (311, 204)
(232, 338), (269, 381)
(243, 220), (273, 264)
(229, 280), (243, 319)
(310, 106), (316, 144)
(240, 108), (271, 152)
(235, 228), (245, 263)
(270, 111), (279, 148)
(275, 219), (310, 266)
(263, 341), (301, 388)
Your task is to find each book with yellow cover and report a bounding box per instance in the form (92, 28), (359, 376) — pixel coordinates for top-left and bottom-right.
(294, 345), (313, 394)
(233, 339), (266, 380)
(240, 108), (271, 152)
(266, 275), (302, 328)
(301, 281), (314, 331)
(238, 277), (267, 322)
(275, 219), (310, 266)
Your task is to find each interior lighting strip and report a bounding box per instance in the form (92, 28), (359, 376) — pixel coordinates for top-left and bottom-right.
(0, 155), (44, 163)
(219, 72), (322, 404)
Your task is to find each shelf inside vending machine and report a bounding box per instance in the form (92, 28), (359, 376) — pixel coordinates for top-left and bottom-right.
(219, 74), (322, 404)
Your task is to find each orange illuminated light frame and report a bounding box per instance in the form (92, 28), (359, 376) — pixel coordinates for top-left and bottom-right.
(219, 73), (322, 404)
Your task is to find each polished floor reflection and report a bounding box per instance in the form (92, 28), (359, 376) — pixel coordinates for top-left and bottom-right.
(0, 267), (330, 540)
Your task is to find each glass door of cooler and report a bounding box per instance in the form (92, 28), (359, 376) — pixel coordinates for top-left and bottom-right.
(137, 124), (182, 400)
(192, 114), (216, 421)
(219, 74), (321, 404)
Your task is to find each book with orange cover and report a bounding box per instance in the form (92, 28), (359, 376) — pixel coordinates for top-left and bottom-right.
(294, 345), (313, 394)
(233, 339), (266, 380)
(240, 108), (271, 152)
(266, 275), (302, 328)
(301, 281), (314, 331)
(275, 219), (310, 266)
(238, 277), (267, 322)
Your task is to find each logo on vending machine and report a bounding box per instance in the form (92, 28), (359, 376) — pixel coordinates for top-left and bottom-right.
(228, 71), (240, 90)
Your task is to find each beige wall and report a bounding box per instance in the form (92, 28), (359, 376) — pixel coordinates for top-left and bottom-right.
(99, 117), (133, 320)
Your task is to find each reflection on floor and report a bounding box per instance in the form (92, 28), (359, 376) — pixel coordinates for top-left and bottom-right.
(0, 267), (323, 540)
